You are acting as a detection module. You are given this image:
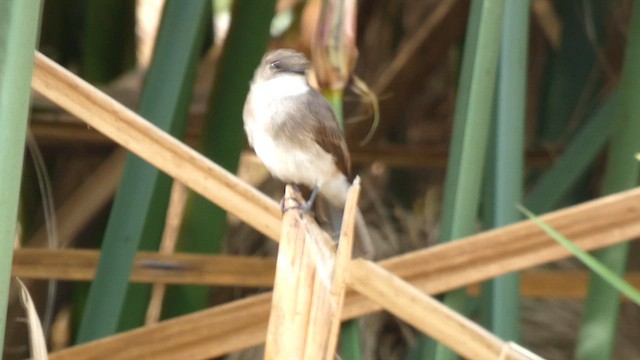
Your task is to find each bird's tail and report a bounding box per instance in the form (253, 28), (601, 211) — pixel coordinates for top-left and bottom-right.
(325, 202), (374, 259)
(355, 209), (374, 259)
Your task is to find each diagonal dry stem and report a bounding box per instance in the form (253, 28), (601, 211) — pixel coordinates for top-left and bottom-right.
(31, 51), (282, 241)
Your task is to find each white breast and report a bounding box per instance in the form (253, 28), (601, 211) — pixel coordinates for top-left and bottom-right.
(245, 75), (310, 135)
(250, 127), (337, 188)
(251, 75), (309, 112)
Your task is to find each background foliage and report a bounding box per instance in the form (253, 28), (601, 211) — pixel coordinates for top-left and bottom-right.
(3, 0), (640, 359)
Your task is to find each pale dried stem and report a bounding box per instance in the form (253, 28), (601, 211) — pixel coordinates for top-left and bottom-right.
(345, 259), (531, 360)
(145, 181), (188, 325)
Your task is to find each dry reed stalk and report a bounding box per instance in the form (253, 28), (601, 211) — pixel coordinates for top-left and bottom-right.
(352, 146), (553, 169)
(264, 185), (346, 360)
(345, 259), (531, 360)
(265, 187), (321, 359)
(28, 120), (557, 168)
(31, 51), (282, 241)
(532, 0), (562, 49)
(372, 0), (463, 95)
(476, 270), (640, 299)
(30, 121), (110, 144)
(58, 293), (273, 360)
(29, 148), (126, 248)
(29, 114), (554, 170)
(343, 186), (640, 318)
(12, 249), (276, 287)
(323, 177), (359, 357)
(47, 186), (640, 360)
(348, 0), (467, 141)
(145, 181), (187, 324)
(13, 248), (640, 298)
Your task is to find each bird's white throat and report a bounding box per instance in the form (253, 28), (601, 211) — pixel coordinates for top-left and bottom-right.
(253, 74), (310, 99)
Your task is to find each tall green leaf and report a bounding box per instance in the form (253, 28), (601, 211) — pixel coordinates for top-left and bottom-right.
(480, 0), (530, 340)
(576, 2), (640, 358)
(81, 0), (136, 84)
(525, 92), (617, 214)
(414, 1), (505, 359)
(162, 0), (276, 319)
(0, 0), (43, 352)
(411, 2), (484, 358)
(339, 318), (362, 360)
(76, 0), (210, 343)
(438, 0), (504, 247)
(537, 0), (606, 146)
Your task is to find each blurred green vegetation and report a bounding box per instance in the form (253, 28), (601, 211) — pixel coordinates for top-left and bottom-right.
(4, 0), (639, 359)
(76, 0), (211, 343)
(0, 0), (43, 355)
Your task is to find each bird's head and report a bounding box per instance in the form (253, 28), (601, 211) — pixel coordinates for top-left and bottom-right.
(253, 49), (309, 83)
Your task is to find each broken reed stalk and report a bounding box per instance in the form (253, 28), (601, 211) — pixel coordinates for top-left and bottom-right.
(31, 51), (282, 241)
(265, 186), (329, 359)
(46, 185), (640, 360)
(324, 177), (359, 356)
(265, 181), (359, 360)
(345, 259), (530, 360)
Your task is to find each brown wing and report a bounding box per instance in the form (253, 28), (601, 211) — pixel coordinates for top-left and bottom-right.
(268, 88), (352, 180)
(303, 90), (352, 180)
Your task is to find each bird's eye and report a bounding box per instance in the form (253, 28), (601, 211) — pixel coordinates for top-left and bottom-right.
(270, 61), (282, 70)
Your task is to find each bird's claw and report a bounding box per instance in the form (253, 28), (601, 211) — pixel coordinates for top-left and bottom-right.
(281, 197), (314, 216)
(279, 184), (318, 216)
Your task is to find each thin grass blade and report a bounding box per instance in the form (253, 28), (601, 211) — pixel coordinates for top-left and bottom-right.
(518, 206), (640, 305)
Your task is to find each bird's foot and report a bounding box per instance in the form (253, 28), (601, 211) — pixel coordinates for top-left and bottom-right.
(279, 184), (319, 215)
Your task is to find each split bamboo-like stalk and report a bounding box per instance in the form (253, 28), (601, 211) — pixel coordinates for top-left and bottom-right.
(264, 186), (332, 359)
(31, 51), (282, 241)
(265, 180), (358, 360)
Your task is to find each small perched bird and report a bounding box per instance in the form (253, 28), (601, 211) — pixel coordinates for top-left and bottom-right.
(243, 49), (372, 255)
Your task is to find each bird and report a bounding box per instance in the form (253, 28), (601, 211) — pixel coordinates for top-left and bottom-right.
(243, 48), (372, 256)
